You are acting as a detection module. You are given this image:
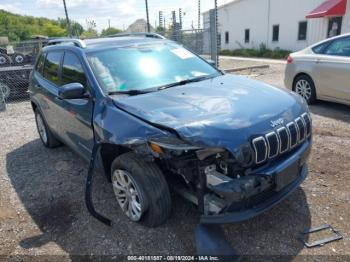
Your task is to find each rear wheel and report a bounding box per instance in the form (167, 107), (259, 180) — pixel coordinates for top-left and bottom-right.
(35, 109), (61, 148)
(293, 75), (316, 104)
(111, 152), (171, 227)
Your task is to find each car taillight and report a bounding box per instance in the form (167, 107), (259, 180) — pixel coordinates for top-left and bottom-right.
(287, 55), (293, 64)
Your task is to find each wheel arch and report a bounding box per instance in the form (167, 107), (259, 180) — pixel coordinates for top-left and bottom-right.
(293, 72), (314, 88)
(99, 143), (132, 182)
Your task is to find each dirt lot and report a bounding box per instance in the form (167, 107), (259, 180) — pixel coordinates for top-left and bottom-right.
(0, 58), (349, 260)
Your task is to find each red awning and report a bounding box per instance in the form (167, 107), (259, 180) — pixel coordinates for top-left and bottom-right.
(306, 0), (347, 18)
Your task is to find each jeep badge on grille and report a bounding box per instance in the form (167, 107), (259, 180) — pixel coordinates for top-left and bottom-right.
(271, 118), (284, 128)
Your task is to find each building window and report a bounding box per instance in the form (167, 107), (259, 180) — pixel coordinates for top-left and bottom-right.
(327, 17), (343, 38)
(245, 29), (250, 43)
(225, 31), (229, 44)
(272, 25), (279, 42)
(298, 21), (307, 40)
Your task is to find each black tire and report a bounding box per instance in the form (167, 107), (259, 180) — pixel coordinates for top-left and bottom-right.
(0, 54), (10, 67)
(11, 53), (26, 65)
(34, 108), (61, 148)
(293, 75), (316, 105)
(111, 152), (171, 227)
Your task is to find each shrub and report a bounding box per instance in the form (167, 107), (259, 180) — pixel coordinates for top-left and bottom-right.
(220, 44), (291, 60)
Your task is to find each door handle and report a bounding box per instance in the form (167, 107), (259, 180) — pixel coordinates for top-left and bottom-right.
(316, 59), (322, 64)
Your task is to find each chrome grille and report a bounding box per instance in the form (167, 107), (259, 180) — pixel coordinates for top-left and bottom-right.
(277, 127), (289, 153)
(266, 132), (279, 158)
(287, 122), (298, 148)
(295, 117), (305, 142)
(252, 113), (311, 165)
(252, 137), (267, 164)
(302, 113), (312, 137)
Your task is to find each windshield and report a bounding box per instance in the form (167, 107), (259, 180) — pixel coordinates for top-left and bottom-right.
(87, 42), (220, 94)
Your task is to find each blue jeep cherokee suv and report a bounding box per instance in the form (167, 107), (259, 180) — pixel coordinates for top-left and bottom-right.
(29, 35), (312, 227)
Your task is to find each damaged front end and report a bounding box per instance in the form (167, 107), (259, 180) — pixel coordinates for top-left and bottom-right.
(146, 134), (311, 224)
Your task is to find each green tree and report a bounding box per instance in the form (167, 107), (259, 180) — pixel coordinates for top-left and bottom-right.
(100, 27), (123, 37)
(80, 29), (98, 39)
(42, 23), (66, 37)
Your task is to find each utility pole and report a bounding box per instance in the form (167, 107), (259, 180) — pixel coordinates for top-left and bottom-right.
(145, 0), (150, 32)
(62, 0), (71, 37)
(198, 0), (201, 30)
(214, 0), (219, 67)
(179, 8), (182, 30)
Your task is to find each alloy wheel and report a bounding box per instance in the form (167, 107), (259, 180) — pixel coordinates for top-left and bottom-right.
(295, 79), (312, 101)
(112, 170), (143, 221)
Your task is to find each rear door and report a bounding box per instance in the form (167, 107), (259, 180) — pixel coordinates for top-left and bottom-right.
(313, 36), (350, 101)
(33, 51), (64, 135)
(54, 51), (94, 159)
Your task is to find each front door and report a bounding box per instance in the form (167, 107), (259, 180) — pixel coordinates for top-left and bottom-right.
(55, 51), (94, 160)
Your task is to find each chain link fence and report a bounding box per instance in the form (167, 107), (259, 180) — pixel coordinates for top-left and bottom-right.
(0, 40), (49, 110)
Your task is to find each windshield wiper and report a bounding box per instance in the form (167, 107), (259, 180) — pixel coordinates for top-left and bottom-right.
(108, 89), (152, 96)
(157, 75), (216, 91)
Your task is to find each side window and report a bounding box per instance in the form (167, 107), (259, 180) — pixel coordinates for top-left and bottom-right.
(312, 42), (330, 54)
(43, 51), (63, 85)
(324, 37), (350, 57)
(61, 52), (87, 86)
(35, 53), (46, 75)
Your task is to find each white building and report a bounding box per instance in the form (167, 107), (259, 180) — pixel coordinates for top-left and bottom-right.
(203, 0), (350, 51)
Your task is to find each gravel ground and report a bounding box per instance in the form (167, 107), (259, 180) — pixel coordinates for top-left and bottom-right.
(0, 58), (349, 260)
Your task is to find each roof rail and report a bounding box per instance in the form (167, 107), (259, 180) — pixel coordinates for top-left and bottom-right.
(47, 38), (87, 48)
(108, 32), (166, 40)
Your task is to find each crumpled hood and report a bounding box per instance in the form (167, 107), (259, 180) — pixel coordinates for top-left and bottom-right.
(113, 74), (308, 153)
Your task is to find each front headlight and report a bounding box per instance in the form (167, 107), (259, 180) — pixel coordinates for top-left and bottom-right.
(149, 137), (200, 156)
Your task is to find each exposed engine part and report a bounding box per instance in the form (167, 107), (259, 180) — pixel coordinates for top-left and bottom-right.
(204, 194), (227, 215)
(205, 165), (233, 187)
(210, 174), (273, 203)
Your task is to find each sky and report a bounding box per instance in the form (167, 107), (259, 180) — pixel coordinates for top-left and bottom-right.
(0, 0), (232, 32)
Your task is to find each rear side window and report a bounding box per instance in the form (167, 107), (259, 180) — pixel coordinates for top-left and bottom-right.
(312, 42), (330, 54)
(324, 37), (350, 57)
(43, 51), (63, 85)
(35, 53), (46, 75)
(61, 52), (86, 86)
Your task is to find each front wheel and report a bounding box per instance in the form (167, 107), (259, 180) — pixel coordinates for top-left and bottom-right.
(111, 152), (171, 227)
(293, 75), (316, 104)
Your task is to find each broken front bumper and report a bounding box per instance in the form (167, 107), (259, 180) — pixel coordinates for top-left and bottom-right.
(201, 140), (311, 224)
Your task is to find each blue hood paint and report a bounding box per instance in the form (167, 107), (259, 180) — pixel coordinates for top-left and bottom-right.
(113, 74), (308, 154)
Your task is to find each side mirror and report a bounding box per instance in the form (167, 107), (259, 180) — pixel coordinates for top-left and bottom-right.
(58, 83), (88, 99)
(206, 59), (216, 67)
